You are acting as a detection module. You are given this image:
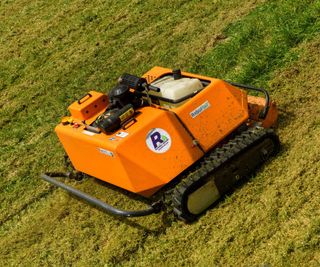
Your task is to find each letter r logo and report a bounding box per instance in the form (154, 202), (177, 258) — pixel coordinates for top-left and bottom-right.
(150, 131), (163, 149)
(146, 128), (171, 154)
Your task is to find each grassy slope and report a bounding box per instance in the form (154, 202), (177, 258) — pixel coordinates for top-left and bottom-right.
(0, 0), (319, 266)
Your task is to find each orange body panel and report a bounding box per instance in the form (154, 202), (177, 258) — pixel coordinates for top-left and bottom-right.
(56, 66), (277, 197)
(68, 91), (109, 122)
(56, 107), (204, 196)
(247, 95), (278, 128)
(173, 80), (249, 151)
(144, 67), (249, 151)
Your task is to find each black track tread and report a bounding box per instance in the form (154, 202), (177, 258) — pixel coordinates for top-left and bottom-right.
(172, 126), (280, 222)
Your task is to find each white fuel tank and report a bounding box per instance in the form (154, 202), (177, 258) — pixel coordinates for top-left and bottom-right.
(149, 76), (203, 108)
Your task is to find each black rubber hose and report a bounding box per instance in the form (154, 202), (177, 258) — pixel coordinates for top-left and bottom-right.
(40, 173), (161, 217)
(226, 81), (270, 119)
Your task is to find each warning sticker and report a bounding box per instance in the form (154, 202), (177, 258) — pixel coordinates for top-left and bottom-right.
(116, 131), (129, 138)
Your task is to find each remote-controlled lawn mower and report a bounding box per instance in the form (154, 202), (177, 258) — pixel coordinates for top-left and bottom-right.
(41, 67), (280, 222)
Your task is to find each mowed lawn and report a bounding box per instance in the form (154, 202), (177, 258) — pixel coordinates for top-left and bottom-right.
(0, 0), (320, 266)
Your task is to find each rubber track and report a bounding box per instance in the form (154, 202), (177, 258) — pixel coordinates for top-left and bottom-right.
(172, 126), (279, 222)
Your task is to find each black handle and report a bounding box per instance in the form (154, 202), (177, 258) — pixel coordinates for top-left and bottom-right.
(226, 81), (270, 119)
(122, 117), (137, 130)
(78, 93), (92, 104)
(148, 84), (161, 92)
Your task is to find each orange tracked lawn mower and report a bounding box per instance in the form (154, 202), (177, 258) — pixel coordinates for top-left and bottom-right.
(41, 67), (280, 222)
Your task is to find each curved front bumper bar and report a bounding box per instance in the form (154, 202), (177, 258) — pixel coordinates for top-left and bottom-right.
(40, 173), (162, 217)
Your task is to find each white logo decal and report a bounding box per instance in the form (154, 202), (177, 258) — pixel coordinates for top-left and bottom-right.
(190, 100), (211, 118)
(146, 128), (171, 153)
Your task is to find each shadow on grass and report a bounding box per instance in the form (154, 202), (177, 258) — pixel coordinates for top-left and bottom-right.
(67, 177), (175, 233)
(277, 108), (296, 129)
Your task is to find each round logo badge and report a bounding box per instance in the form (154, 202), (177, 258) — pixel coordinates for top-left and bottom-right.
(146, 128), (171, 153)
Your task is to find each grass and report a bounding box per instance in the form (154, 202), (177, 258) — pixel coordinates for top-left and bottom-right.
(193, 0), (320, 86)
(0, 0), (320, 266)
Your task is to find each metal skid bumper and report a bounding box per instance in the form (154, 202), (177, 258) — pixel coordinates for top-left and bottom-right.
(40, 173), (162, 217)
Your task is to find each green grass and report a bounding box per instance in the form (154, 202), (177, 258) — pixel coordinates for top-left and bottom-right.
(1, 0), (320, 266)
(193, 0), (320, 86)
